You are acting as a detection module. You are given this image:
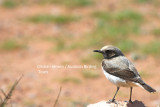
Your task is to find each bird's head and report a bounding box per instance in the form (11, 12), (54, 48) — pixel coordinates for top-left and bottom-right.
(93, 45), (124, 59)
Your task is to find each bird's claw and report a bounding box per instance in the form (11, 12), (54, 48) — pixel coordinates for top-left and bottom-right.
(106, 99), (118, 104)
(129, 100), (133, 103)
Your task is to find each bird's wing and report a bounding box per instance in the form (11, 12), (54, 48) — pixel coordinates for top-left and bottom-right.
(102, 57), (140, 82)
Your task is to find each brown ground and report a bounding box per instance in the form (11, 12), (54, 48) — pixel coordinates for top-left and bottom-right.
(0, 0), (160, 107)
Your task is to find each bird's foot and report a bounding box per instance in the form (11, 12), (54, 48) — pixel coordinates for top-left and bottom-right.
(106, 99), (117, 104)
(124, 100), (133, 103)
(129, 100), (133, 103)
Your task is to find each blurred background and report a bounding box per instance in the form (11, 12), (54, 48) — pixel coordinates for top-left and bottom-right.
(0, 0), (160, 106)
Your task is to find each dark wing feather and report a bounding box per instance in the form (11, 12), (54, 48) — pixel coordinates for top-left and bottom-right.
(102, 57), (140, 82)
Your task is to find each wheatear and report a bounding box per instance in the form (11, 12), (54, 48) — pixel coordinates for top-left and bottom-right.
(93, 45), (156, 103)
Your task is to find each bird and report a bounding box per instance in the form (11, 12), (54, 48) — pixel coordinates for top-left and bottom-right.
(93, 45), (156, 103)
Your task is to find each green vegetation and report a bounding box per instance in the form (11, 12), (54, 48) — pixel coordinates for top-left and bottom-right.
(1, 0), (18, 8)
(114, 10), (143, 23)
(116, 40), (136, 53)
(80, 57), (91, 63)
(92, 12), (111, 20)
(54, 38), (66, 52)
(92, 10), (143, 23)
(26, 14), (80, 24)
(45, 10), (143, 54)
(80, 52), (103, 64)
(1, 0), (26, 8)
(92, 10), (142, 37)
(89, 10), (142, 43)
(152, 28), (160, 37)
(143, 41), (160, 56)
(50, 36), (74, 52)
(0, 75), (23, 107)
(139, 71), (150, 78)
(134, 0), (160, 6)
(91, 53), (103, 61)
(69, 10), (143, 51)
(43, 36), (73, 53)
(38, 0), (93, 7)
(82, 71), (100, 79)
(134, 0), (150, 3)
(60, 77), (81, 84)
(1, 0), (93, 8)
(0, 40), (26, 51)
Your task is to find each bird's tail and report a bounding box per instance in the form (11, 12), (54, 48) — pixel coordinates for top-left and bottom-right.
(141, 83), (156, 93)
(137, 79), (156, 93)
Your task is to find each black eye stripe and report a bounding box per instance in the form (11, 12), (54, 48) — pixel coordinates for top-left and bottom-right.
(105, 50), (110, 53)
(103, 50), (119, 59)
(105, 50), (114, 54)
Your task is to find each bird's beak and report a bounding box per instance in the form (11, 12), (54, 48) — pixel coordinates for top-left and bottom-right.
(93, 50), (103, 53)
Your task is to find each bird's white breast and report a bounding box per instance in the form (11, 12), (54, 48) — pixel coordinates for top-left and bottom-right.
(102, 67), (137, 87)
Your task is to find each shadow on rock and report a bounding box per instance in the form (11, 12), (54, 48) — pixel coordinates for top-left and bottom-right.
(127, 100), (146, 107)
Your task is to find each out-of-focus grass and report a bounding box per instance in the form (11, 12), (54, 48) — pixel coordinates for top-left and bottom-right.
(134, 0), (160, 6)
(92, 10), (142, 37)
(1, 0), (26, 8)
(113, 10), (143, 23)
(60, 77), (81, 84)
(116, 40), (136, 53)
(67, 10), (141, 49)
(139, 71), (150, 78)
(26, 14), (80, 24)
(92, 12), (111, 20)
(54, 38), (66, 52)
(134, 0), (150, 3)
(80, 53), (103, 64)
(0, 40), (26, 51)
(43, 36), (71, 53)
(92, 10), (143, 23)
(49, 36), (72, 53)
(80, 57), (91, 63)
(1, 0), (18, 8)
(1, 0), (93, 8)
(143, 41), (160, 56)
(45, 10), (143, 54)
(152, 28), (160, 37)
(38, 0), (93, 7)
(82, 71), (100, 79)
(72, 10), (143, 49)
(91, 53), (103, 61)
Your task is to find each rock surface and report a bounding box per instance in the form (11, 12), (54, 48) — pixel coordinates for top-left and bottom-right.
(87, 100), (146, 107)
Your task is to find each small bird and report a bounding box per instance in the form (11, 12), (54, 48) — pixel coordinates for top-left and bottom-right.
(93, 45), (156, 103)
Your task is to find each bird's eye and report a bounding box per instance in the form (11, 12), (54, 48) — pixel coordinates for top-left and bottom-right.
(105, 50), (109, 53)
(105, 50), (116, 57)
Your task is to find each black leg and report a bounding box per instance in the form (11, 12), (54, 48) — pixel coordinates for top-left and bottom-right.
(129, 87), (133, 103)
(111, 87), (120, 102)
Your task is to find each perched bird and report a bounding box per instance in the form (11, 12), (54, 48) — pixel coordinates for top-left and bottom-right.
(93, 45), (156, 103)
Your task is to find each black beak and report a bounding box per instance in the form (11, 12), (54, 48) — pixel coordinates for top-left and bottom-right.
(93, 50), (103, 53)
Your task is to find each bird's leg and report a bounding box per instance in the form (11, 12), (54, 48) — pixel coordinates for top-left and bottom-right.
(129, 87), (133, 103)
(107, 87), (120, 103)
(112, 87), (120, 102)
